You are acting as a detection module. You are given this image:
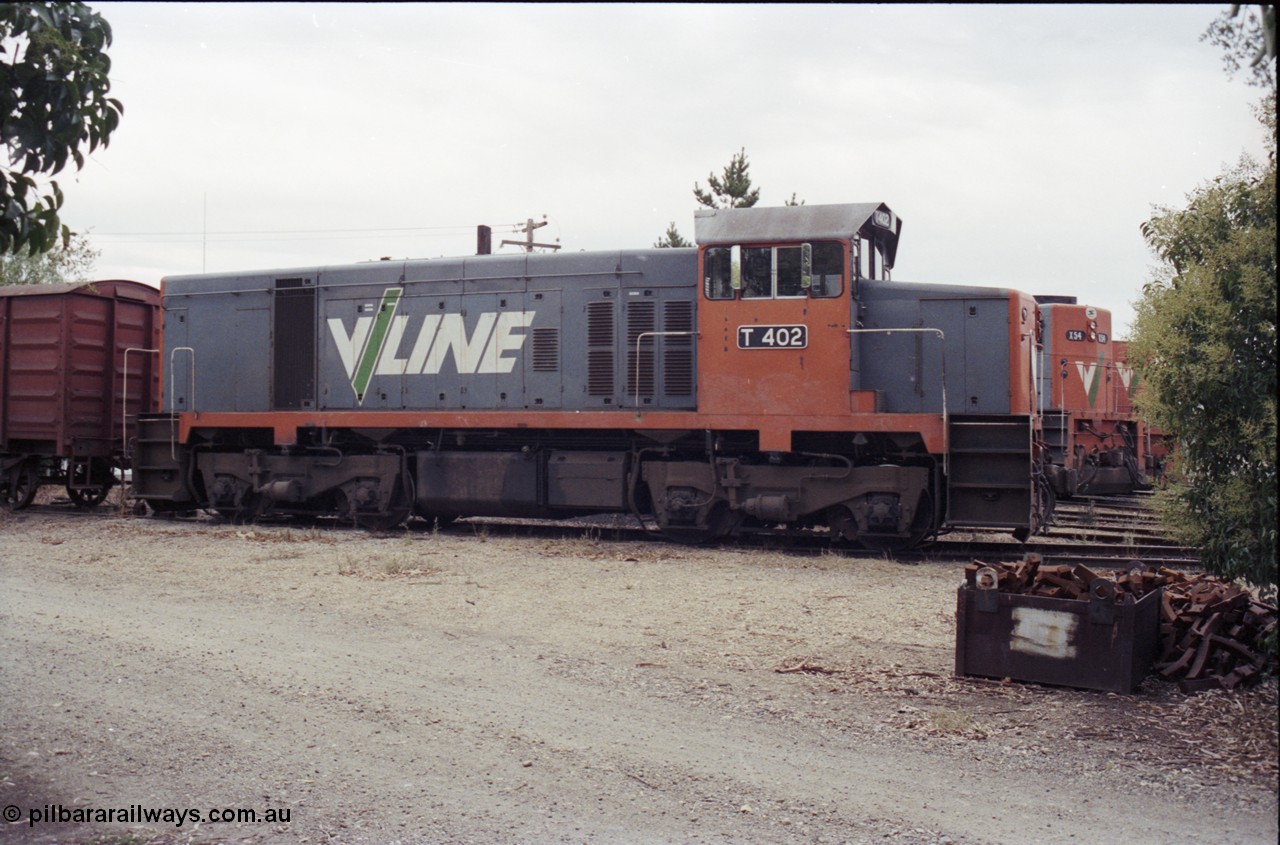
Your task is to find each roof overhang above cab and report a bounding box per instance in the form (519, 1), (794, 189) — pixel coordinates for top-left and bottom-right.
(693, 202), (902, 269)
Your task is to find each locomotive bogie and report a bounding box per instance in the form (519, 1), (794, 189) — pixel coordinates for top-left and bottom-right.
(194, 450), (406, 525)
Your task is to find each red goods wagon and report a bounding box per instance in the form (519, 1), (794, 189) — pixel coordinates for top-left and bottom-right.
(0, 280), (161, 508)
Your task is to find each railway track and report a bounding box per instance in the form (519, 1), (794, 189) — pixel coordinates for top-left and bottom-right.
(18, 488), (1199, 572)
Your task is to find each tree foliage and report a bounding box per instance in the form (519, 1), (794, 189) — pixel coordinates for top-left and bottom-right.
(1201, 4), (1277, 89)
(653, 222), (691, 249)
(693, 147), (761, 210)
(0, 231), (99, 285)
(1131, 92), (1277, 598)
(657, 148), (803, 247)
(1, 2), (122, 255)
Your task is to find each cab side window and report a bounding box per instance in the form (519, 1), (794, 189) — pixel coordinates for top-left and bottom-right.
(741, 248), (772, 299)
(703, 247), (735, 300)
(809, 242), (843, 298)
(776, 247), (804, 297)
(702, 241), (845, 300)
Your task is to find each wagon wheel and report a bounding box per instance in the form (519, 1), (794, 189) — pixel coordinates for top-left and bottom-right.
(66, 461), (113, 509)
(3, 462), (40, 510)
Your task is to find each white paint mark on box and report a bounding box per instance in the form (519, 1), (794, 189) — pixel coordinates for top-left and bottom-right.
(1010, 608), (1078, 659)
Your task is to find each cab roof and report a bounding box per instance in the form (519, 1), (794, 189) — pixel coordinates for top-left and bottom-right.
(693, 202), (901, 269)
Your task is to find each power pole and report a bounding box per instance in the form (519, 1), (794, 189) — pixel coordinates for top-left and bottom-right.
(501, 216), (561, 253)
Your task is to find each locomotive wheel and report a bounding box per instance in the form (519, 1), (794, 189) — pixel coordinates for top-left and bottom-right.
(347, 481), (412, 532)
(214, 489), (262, 525)
(357, 501), (411, 532)
(658, 501), (739, 546)
(3, 463), (40, 510)
(835, 492), (935, 554)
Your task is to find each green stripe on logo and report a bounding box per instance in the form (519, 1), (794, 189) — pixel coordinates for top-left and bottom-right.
(352, 288), (403, 402)
(1086, 354), (1103, 408)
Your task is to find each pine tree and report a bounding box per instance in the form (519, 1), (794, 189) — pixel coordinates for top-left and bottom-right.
(692, 147), (760, 209)
(654, 148), (803, 247)
(653, 222), (692, 249)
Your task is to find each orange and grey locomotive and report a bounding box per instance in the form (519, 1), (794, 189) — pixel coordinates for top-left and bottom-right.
(1035, 298), (1161, 498)
(134, 203), (1054, 550)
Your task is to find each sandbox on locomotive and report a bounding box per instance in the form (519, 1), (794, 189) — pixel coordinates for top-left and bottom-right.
(132, 203), (1060, 550)
(0, 280), (160, 508)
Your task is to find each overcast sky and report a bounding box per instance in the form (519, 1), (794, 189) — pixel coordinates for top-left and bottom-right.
(62, 3), (1268, 335)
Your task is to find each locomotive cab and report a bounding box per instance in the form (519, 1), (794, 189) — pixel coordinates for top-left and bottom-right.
(671, 203), (1047, 547)
(648, 204), (945, 547)
(693, 203), (900, 432)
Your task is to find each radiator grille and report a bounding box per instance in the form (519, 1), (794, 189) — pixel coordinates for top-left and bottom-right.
(531, 327), (559, 372)
(664, 350), (694, 396)
(586, 301), (614, 397)
(626, 301), (656, 398)
(662, 300), (694, 397)
(587, 300), (614, 346)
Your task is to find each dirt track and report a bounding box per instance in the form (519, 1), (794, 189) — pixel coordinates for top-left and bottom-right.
(1, 508), (1276, 845)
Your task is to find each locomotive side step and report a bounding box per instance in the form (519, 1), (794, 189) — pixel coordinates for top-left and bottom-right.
(131, 414), (197, 508)
(946, 416), (1035, 531)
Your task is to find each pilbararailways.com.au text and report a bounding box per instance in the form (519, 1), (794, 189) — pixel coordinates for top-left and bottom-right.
(6, 803), (291, 828)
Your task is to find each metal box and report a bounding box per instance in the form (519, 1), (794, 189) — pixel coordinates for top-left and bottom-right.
(954, 577), (1163, 693)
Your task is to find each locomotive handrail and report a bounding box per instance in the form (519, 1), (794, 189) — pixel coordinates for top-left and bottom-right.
(169, 347), (196, 459)
(121, 347), (161, 461)
(633, 331), (700, 409)
(847, 328), (948, 472)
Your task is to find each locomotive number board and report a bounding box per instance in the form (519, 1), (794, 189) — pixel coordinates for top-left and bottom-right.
(737, 324), (808, 349)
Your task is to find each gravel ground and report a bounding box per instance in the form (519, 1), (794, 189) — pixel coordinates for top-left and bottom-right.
(1, 504), (1276, 845)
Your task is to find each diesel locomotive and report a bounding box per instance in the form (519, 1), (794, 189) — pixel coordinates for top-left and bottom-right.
(1036, 298), (1162, 497)
(132, 202), (1056, 549)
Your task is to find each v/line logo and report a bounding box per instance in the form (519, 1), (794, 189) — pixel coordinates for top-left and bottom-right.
(327, 288), (536, 403)
(1074, 359), (1138, 408)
